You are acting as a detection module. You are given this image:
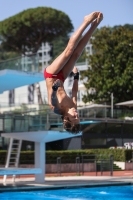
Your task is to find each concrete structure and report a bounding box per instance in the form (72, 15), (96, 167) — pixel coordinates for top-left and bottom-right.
(0, 69), (44, 94)
(1, 131), (81, 183)
(0, 43), (82, 183)
(0, 175), (133, 189)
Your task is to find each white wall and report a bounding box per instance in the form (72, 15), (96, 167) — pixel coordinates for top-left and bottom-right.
(0, 80), (48, 107)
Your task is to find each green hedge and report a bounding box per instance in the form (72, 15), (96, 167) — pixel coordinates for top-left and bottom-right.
(0, 151), (7, 165)
(0, 149), (133, 165)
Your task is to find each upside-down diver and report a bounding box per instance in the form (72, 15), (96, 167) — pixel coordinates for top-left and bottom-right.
(44, 12), (103, 134)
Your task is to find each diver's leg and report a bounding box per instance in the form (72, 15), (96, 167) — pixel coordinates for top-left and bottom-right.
(62, 12), (103, 79)
(46, 12), (100, 74)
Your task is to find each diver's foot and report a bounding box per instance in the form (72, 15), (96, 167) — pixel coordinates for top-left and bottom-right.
(91, 12), (103, 28)
(84, 12), (101, 25)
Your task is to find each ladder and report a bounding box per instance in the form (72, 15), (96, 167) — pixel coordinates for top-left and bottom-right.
(3, 138), (22, 184)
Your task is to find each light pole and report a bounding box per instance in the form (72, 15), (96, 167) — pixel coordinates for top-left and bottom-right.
(111, 93), (114, 118)
(88, 87), (96, 117)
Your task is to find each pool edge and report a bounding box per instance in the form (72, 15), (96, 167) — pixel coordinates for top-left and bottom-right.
(0, 181), (133, 193)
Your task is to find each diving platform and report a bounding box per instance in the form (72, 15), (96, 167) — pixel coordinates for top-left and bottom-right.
(0, 54), (44, 93)
(0, 69), (44, 93)
(1, 131), (82, 184)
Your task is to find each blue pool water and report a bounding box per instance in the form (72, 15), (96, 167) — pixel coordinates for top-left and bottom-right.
(0, 185), (133, 200)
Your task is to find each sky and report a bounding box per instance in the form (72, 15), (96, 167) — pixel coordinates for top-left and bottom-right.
(0, 0), (133, 31)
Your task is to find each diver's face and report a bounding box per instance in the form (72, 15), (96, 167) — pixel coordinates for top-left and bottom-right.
(64, 108), (80, 124)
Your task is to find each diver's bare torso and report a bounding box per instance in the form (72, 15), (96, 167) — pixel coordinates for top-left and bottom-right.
(46, 78), (76, 115)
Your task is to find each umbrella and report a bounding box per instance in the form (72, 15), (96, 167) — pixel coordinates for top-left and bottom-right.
(115, 100), (133, 107)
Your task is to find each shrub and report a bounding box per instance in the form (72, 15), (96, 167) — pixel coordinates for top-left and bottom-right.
(0, 149), (132, 165)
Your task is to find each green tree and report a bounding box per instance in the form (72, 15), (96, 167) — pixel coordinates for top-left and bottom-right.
(0, 7), (73, 54)
(0, 35), (20, 61)
(81, 25), (133, 104)
(51, 35), (69, 62)
(114, 24), (133, 31)
(51, 35), (86, 63)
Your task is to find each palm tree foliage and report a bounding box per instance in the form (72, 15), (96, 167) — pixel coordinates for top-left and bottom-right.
(0, 7), (73, 54)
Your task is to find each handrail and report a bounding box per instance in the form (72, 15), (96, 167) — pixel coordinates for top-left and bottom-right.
(0, 107), (63, 133)
(1, 102), (133, 120)
(81, 154), (114, 176)
(0, 53), (37, 63)
(0, 53), (39, 73)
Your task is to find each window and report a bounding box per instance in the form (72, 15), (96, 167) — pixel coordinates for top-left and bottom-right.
(9, 89), (15, 105)
(82, 138), (106, 145)
(123, 124), (133, 137)
(107, 123), (121, 135)
(39, 53), (42, 57)
(28, 84), (34, 103)
(83, 123), (106, 135)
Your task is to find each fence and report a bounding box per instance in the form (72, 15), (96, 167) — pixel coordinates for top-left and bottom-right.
(0, 54), (39, 73)
(55, 154), (114, 176)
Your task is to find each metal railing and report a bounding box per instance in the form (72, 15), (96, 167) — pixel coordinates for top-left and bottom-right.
(0, 107), (63, 133)
(55, 155), (114, 176)
(78, 106), (133, 119)
(57, 157), (62, 176)
(1, 106), (133, 134)
(0, 54), (40, 73)
(76, 157), (80, 175)
(1, 100), (133, 121)
(81, 154), (114, 176)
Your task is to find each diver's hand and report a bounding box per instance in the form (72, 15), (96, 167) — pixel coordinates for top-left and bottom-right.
(72, 66), (79, 80)
(72, 66), (78, 74)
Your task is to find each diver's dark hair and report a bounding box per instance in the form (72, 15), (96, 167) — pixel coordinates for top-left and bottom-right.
(62, 119), (81, 134)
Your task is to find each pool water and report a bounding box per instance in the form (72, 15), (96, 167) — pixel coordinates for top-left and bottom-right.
(0, 185), (133, 200)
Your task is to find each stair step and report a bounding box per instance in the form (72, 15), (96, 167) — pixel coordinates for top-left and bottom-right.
(9, 162), (16, 164)
(10, 153), (18, 155)
(96, 163), (122, 171)
(11, 148), (18, 150)
(10, 156), (18, 158)
(10, 160), (17, 162)
(12, 144), (19, 145)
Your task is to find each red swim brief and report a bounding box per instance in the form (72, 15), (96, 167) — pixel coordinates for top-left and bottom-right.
(44, 69), (65, 83)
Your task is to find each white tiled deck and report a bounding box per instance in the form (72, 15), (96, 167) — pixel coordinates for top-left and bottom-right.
(0, 175), (133, 192)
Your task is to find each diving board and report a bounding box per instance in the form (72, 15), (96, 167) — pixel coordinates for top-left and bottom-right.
(0, 168), (42, 185)
(0, 168), (42, 176)
(0, 69), (44, 93)
(80, 120), (101, 124)
(1, 130), (82, 184)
